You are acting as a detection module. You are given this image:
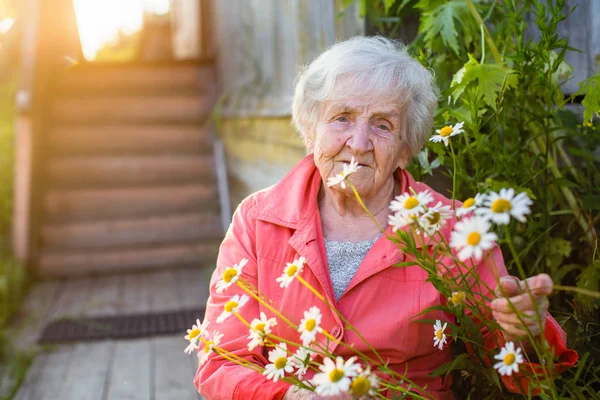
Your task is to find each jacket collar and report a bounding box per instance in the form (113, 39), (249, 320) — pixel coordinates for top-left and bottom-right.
(248, 154), (426, 244)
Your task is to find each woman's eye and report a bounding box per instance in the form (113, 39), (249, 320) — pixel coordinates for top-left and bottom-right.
(377, 124), (390, 131)
(336, 116), (349, 123)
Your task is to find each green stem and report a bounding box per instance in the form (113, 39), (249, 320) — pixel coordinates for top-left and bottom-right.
(465, 0), (502, 64)
(449, 141), (457, 211)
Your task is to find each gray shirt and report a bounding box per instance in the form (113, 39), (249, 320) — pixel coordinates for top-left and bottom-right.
(324, 235), (381, 301)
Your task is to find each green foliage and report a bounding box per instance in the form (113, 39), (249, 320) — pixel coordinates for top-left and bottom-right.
(579, 72), (600, 124)
(350, 0), (600, 397)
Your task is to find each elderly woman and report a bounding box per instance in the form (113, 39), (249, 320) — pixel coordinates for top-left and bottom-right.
(193, 36), (576, 399)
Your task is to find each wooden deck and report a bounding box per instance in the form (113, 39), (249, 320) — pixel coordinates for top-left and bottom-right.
(9, 266), (213, 400)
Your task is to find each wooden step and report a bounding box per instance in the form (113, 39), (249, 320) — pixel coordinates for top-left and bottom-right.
(46, 155), (215, 188)
(56, 63), (216, 94)
(53, 94), (212, 123)
(41, 212), (223, 250)
(39, 242), (221, 277)
(47, 124), (213, 156)
(43, 184), (218, 223)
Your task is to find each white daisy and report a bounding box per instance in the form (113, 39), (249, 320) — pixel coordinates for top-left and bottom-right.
(183, 319), (209, 354)
(429, 121), (465, 146)
(184, 341), (199, 354)
(389, 189), (434, 217)
(456, 193), (486, 217)
(450, 216), (498, 262)
(476, 188), (533, 225)
(198, 330), (224, 366)
(247, 312), (277, 350)
(433, 320), (448, 350)
(289, 347), (314, 379)
(327, 157), (362, 189)
(350, 367), (380, 398)
(263, 343), (294, 382)
(417, 201), (453, 237)
(388, 212), (417, 232)
(298, 306), (323, 346)
(216, 294), (249, 323)
(493, 341), (524, 376)
(313, 356), (360, 396)
(215, 258), (248, 294)
(275, 257), (306, 288)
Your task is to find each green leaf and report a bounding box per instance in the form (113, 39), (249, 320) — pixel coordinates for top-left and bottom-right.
(547, 237), (572, 258)
(383, 0), (396, 14)
(452, 55), (516, 110)
(582, 195), (600, 210)
(419, 1), (466, 54)
(578, 70), (600, 124)
(430, 353), (471, 377)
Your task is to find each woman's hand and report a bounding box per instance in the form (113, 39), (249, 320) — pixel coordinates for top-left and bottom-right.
(491, 274), (553, 341)
(283, 387), (352, 399)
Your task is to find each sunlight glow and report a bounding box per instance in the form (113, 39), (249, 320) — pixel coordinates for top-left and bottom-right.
(0, 18), (13, 34)
(73, 0), (171, 60)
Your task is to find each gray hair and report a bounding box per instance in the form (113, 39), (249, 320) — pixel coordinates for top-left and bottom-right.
(292, 36), (439, 158)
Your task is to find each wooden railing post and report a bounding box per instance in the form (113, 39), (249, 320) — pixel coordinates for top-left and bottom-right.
(12, 0), (81, 272)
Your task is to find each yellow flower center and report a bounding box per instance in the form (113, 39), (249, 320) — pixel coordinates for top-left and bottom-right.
(188, 329), (201, 340)
(286, 265), (298, 277)
(404, 197), (419, 210)
(329, 368), (345, 383)
(274, 356), (288, 370)
(439, 126), (454, 137)
(305, 319), (316, 332)
(451, 291), (465, 305)
(254, 323), (266, 333)
(463, 198), (475, 208)
(426, 212), (441, 225)
(491, 199), (512, 213)
(436, 329), (444, 340)
(224, 301), (238, 312)
(467, 232), (481, 246)
(203, 341), (214, 353)
(504, 353), (515, 365)
(222, 268), (238, 283)
(351, 376), (371, 396)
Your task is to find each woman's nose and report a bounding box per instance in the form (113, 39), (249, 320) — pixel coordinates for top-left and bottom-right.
(346, 120), (373, 153)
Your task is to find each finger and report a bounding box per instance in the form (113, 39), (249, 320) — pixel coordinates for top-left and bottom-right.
(525, 273), (554, 296)
(495, 276), (521, 297)
(493, 309), (547, 337)
(491, 292), (549, 314)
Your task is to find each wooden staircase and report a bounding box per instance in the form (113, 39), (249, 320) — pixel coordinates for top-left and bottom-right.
(36, 62), (223, 277)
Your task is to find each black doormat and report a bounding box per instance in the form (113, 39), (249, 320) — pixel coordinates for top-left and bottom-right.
(38, 307), (205, 344)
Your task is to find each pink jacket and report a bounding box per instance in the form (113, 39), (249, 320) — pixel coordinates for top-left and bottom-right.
(194, 155), (577, 400)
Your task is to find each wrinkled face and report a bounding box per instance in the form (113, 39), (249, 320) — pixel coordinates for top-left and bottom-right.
(311, 98), (409, 199)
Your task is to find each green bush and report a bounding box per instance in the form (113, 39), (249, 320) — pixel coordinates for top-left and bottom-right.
(345, 0), (600, 397)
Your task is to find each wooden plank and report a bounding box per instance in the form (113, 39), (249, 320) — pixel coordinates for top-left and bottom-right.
(84, 275), (124, 317)
(43, 184), (219, 223)
(149, 270), (183, 311)
(176, 267), (212, 309)
(12, 345), (45, 400)
(56, 64), (215, 93)
(19, 346), (75, 400)
(57, 341), (114, 400)
(46, 154), (215, 188)
(47, 124), (212, 156)
(105, 339), (152, 400)
(42, 213), (222, 251)
(53, 94), (212, 123)
(39, 242), (220, 277)
(10, 280), (61, 350)
(45, 278), (93, 320)
(153, 335), (201, 400)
